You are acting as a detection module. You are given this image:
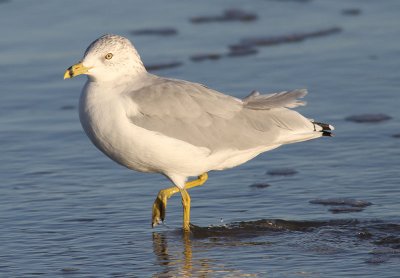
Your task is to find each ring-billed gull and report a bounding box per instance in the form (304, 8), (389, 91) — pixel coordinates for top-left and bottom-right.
(64, 34), (334, 231)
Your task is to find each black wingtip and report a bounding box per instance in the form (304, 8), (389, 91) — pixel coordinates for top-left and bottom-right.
(322, 131), (334, 137)
(313, 121), (335, 131)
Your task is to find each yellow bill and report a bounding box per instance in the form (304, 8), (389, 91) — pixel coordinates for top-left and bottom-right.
(63, 62), (90, 79)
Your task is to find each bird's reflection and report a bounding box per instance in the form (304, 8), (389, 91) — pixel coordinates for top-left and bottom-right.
(152, 232), (170, 267)
(151, 221), (284, 277)
(152, 231), (213, 277)
(182, 232), (193, 273)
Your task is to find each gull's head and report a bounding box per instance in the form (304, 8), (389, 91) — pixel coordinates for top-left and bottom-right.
(64, 34), (146, 82)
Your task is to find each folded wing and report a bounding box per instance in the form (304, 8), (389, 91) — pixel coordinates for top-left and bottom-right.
(125, 77), (323, 152)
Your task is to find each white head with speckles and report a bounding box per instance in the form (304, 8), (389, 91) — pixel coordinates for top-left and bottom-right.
(64, 34), (146, 82)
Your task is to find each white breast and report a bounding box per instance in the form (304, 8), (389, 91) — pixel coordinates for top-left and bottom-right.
(78, 81), (211, 175)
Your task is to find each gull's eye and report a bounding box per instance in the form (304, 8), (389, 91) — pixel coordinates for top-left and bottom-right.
(105, 53), (113, 60)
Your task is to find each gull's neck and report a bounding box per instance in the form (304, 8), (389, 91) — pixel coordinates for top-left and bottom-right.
(88, 67), (148, 84)
(87, 70), (154, 94)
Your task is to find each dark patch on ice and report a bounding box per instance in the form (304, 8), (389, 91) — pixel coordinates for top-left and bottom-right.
(145, 62), (183, 71)
(267, 168), (298, 176)
(249, 183), (271, 189)
(310, 198), (372, 207)
(311, 198), (371, 214)
(227, 46), (258, 57)
(61, 267), (80, 273)
(60, 105), (75, 110)
(392, 133), (400, 138)
(341, 8), (362, 16)
(235, 27), (341, 48)
(345, 113), (392, 123)
(190, 53), (222, 62)
(63, 218), (97, 223)
(190, 9), (257, 24)
(130, 28), (178, 36)
(191, 46), (257, 62)
(329, 206), (365, 214)
(24, 170), (55, 176)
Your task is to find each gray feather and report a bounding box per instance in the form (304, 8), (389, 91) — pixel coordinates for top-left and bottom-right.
(125, 78), (317, 151)
(243, 89), (307, 110)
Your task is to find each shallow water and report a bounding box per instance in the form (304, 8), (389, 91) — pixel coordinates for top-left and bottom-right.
(1, 0), (399, 277)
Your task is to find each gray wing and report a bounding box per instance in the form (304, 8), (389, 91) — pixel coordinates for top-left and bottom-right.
(125, 77), (314, 151)
(243, 89), (307, 109)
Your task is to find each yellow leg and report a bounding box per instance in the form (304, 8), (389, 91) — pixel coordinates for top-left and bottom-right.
(180, 188), (191, 232)
(152, 173), (208, 228)
(152, 186), (179, 227)
(185, 172), (208, 190)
